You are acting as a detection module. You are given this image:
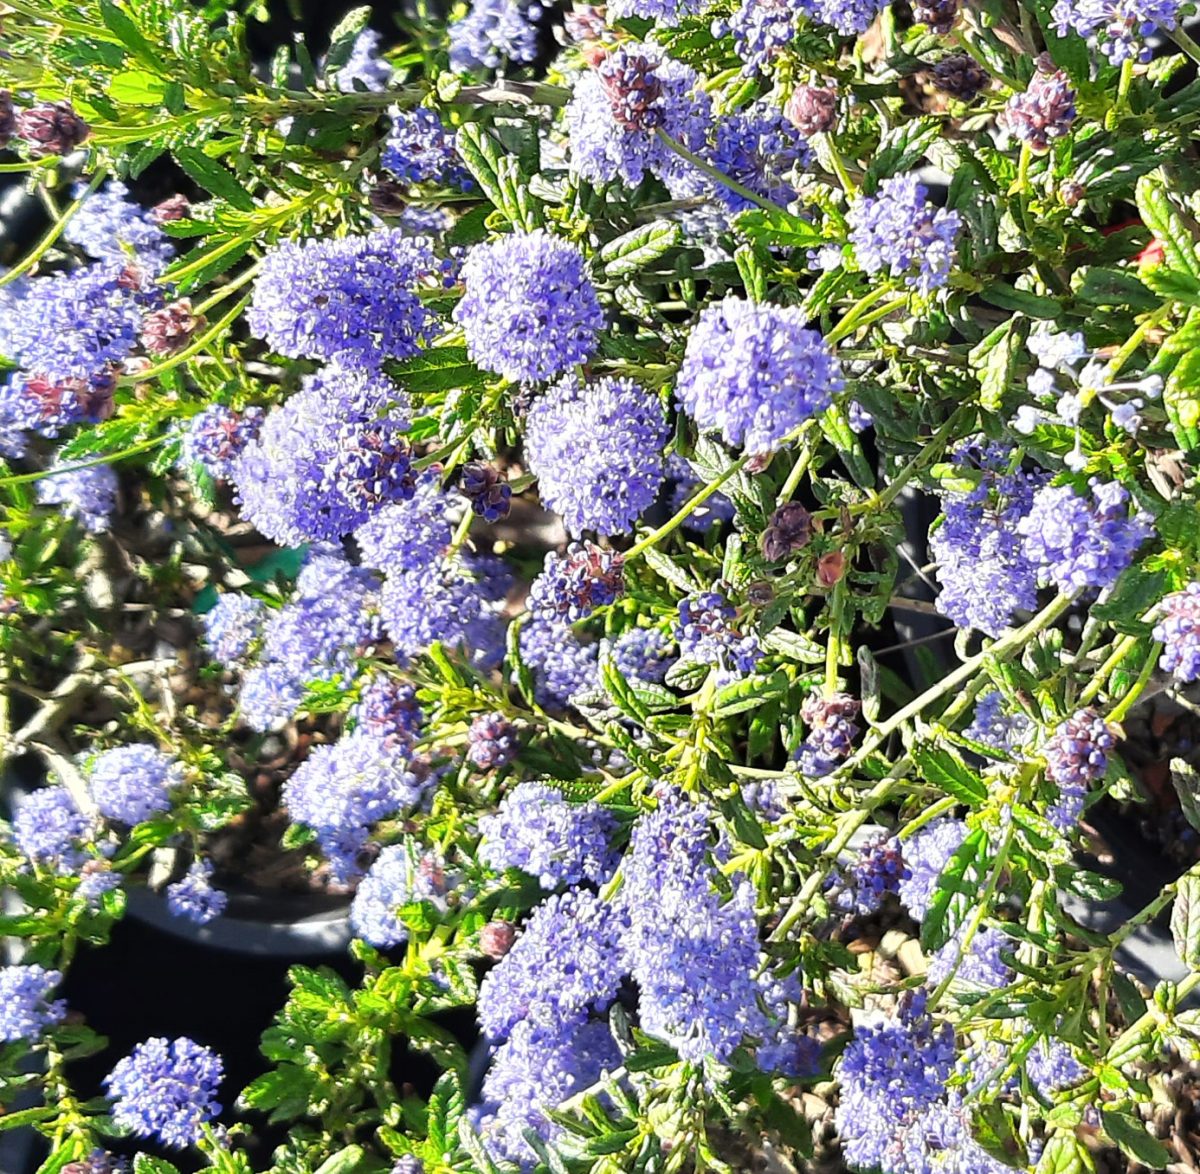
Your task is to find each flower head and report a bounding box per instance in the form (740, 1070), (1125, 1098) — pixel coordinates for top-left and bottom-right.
(88, 744), (184, 825)
(0, 964), (67, 1042)
(896, 818), (969, 920)
(13, 786), (92, 871)
(449, 0), (544, 72)
(675, 590), (763, 683)
(201, 592), (267, 665)
(1155, 582), (1200, 682)
(105, 1037), (223, 1149)
(166, 860), (227, 926)
(350, 843), (449, 948)
(527, 542), (625, 623)
(454, 231), (603, 383)
(1001, 57), (1077, 150)
(181, 405), (265, 482)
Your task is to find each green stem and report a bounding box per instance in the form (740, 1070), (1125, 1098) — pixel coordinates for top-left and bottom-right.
(1077, 634), (1138, 706)
(118, 294), (251, 386)
(1170, 24), (1200, 66)
(1105, 303), (1173, 380)
(0, 169), (108, 289)
(826, 286), (908, 345)
(0, 436), (165, 487)
(626, 453), (752, 561)
(1107, 641), (1160, 723)
(656, 130), (786, 214)
(821, 134), (856, 194)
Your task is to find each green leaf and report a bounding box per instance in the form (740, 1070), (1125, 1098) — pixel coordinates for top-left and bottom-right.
(1090, 568), (1166, 634)
(624, 1041), (680, 1072)
(133, 1158), (183, 1174)
(1100, 1109), (1173, 1168)
(99, 0), (168, 71)
(388, 347), (486, 396)
(172, 147), (255, 212)
(969, 319), (1018, 412)
(1165, 348), (1200, 454)
(1136, 174), (1200, 279)
(600, 220), (682, 278)
(107, 70), (167, 106)
(1172, 759), (1200, 836)
(713, 669), (789, 717)
(1140, 266), (1200, 307)
(313, 1146), (369, 1174)
(920, 826), (986, 951)
(912, 743), (987, 806)
(978, 284), (1060, 318)
(1171, 872), (1200, 968)
(1035, 1134), (1094, 1174)
(0, 1105), (56, 1132)
(1074, 267), (1160, 312)
(734, 206), (824, 249)
(324, 7), (374, 76)
(734, 243), (768, 302)
(864, 118), (943, 189)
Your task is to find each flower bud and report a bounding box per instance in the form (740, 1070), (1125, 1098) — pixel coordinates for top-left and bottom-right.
(368, 179), (409, 219)
(1000, 55), (1076, 152)
(762, 501), (812, 561)
(913, 0), (958, 31)
(931, 54), (989, 100)
(480, 919), (517, 959)
(140, 299), (205, 357)
(151, 194), (191, 223)
(816, 550), (846, 586)
(1059, 180), (1085, 208)
(16, 101), (89, 156)
(785, 85), (838, 136)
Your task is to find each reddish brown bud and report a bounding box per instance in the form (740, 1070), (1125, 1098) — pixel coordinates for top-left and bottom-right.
(480, 920), (517, 959)
(140, 299), (205, 357)
(785, 85), (838, 136)
(151, 194), (191, 223)
(816, 550), (845, 586)
(16, 101), (89, 157)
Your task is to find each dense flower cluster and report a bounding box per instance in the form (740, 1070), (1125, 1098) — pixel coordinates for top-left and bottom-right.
(247, 230), (446, 366)
(527, 542), (625, 623)
(478, 782), (616, 888)
(848, 174), (962, 294)
(182, 405), (264, 481)
(87, 744), (183, 825)
(350, 844), (448, 948)
(166, 860), (227, 925)
(0, 964), (67, 1042)
(201, 592), (267, 664)
(1051, 0), (1181, 61)
(13, 785), (92, 871)
(36, 459), (119, 533)
(896, 818), (968, 920)
(467, 711), (520, 769)
(794, 691), (861, 777)
(383, 107), (471, 187)
(1017, 479), (1150, 593)
(675, 591), (763, 683)
(449, 0), (544, 71)
(525, 375), (668, 535)
(454, 231), (604, 383)
(1155, 581), (1200, 681)
(1002, 58), (1078, 150)
(105, 1037), (223, 1148)
(1042, 708), (1116, 830)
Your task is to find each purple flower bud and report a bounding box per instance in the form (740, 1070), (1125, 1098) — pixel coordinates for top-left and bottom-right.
(467, 711), (519, 770)
(762, 501), (813, 561)
(17, 101), (89, 156)
(151, 195), (191, 223)
(140, 299), (204, 357)
(785, 85), (838, 135)
(913, 0), (959, 30)
(460, 461), (513, 522)
(1001, 56), (1077, 152)
(931, 54), (989, 99)
(527, 542), (625, 623)
(480, 920), (518, 959)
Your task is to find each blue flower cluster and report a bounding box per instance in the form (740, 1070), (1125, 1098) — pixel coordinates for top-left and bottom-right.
(383, 107), (471, 188)
(849, 174), (962, 294)
(65, 180), (174, 271)
(610, 626), (676, 684)
(202, 592), (267, 665)
(182, 405), (264, 482)
(518, 617), (600, 710)
(525, 375), (669, 536)
(478, 781), (617, 888)
(794, 691), (861, 777)
(1043, 708), (1116, 830)
(454, 231), (604, 383)
(166, 860), (227, 925)
(351, 673), (425, 749)
(675, 590), (763, 683)
(88, 744), (184, 825)
(1051, 0), (1182, 61)
(931, 442), (1045, 636)
(896, 817), (968, 920)
(449, 0), (544, 72)
(964, 691), (1034, 752)
(1017, 479), (1150, 593)
(333, 29), (393, 91)
(675, 297), (842, 453)
(105, 1036), (223, 1149)
(527, 543), (625, 624)
(13, 785), (92, 871)
(350, 844), (449, 948)
(467, 711), (519, 770)
(1156, 582), (1200, 681)
(927, 924), (1014, 989)
(0, 964), (67, 1042)
(36, 459), (119, 533)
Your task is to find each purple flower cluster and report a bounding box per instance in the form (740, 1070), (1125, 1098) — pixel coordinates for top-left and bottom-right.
(1002, 58), (1078, 150)
(449, 0), (544, 72)
(927, 924), (1014, 988)
(794, 691), (861, 777)
(525, 375), (669, 536)
(611, 627), (676, 684)
(565, 45), (712, 188)
(1017, 479), (1150, 593)
(722, 0), (800, 74)
(1043, 708), (1116, 830)
(527, 542), (625, 623)
(478, 782), (616, 888)
(896, 817), (969, 920)
(849, 174), (962, 294)
(843, 834), (909, 915)
(675, 591), (763, 683)
(931, 443), (1045, 636)
(619, 791), (784, 1066)
(459, 462), (511, 522)
(333, 29), (393, 91)
(238, 548), (380, 730)
(1051, 0), (1181, 62)
(609, 0), (704, 23)
(166, 860), (227, 926)
(0, 964), (67, 1042)
(88, 744), (183, 826)
(182, 405), (265, 482)
(467, 711), (519, 770)
(351, 674), (424, 749)
(1026, 1037), (1087, 1096)
(105, 1037), (223, 1149)
(354, 470), (452, 572)
(283, 733), (435, 881)
(964, 690), (1034, 752)
(454, 231), (604, 383)
(383, 107), (471, 187)
(474, 1018), (620, 1167)
(350, 844), (449, 948)
(478, 888), (626, 1040)
(804, 0), (890, 34)
(248, 230), (446, 367)
(518, 617), (600, 710)
(231, 362), (414, 546)
(201, 592), (267, 666)
(675, 297), (842, 453)
(64, 180), (174, 272)
(13, 785), (92, 871)
(36, 458), (119, 533)
(1155, 582), (1200, 682)
(705, 101), (812, 210)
